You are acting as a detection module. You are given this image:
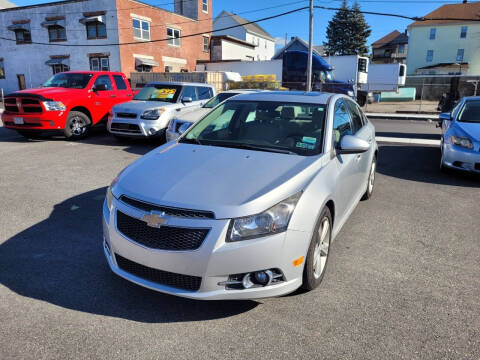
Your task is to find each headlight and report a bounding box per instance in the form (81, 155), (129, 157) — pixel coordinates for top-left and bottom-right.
(347, 90), (355, 97)
(141, 108), (164, 120)
(227, 192), (302, 242)
(451, 135), (473, 149)
(42, 101), (66, 111)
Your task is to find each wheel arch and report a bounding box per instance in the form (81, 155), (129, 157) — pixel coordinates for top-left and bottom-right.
(70, 106), (92, 125)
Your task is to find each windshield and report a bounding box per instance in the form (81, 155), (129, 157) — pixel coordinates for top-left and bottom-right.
(203, 92), (239, 108)
(182, 100), (326, 156)
(134, 84), (181, 102)
(42, 73), (93, 89)
(458, 100), (480, 123)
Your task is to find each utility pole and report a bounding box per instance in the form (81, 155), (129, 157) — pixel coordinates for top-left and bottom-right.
(306, 0), (314, 92)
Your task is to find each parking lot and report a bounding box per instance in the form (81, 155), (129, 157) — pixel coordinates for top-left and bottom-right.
(0, 120), (479, 359)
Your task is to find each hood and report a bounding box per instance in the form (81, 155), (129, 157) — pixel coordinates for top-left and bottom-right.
(113, 100), (172, 113)
(6, 87), (84, 100)
(454, 121), (480, 142)
(175, 108), (211, 123)
(114, 143), (323, 219)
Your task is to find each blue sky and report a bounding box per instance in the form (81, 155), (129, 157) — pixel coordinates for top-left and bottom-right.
(10, 0), (464, 48)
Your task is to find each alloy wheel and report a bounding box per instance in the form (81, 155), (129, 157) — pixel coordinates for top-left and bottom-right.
(70, 116), (87, 136)
(313, 217), (330, 279)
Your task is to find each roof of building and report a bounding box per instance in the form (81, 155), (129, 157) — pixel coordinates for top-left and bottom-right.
(372, 30), (408, 48)
(410, 1), (480, 26)
(211, 35), (256, 48)
(0, 0), (16, 8)
(272, 37), (326, 60)
(417, 62), (469, 70)
(215, 10), (275, 41)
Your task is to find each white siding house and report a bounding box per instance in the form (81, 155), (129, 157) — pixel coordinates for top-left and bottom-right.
(0, 0), (121, 94)
(212, 10), (275, 61)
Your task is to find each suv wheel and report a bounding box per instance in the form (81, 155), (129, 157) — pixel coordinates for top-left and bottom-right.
(64, 111), (90, 139)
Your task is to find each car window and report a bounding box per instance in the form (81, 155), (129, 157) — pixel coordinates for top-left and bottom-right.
(203, 92), (239, 108)
(345, 99), (363, 132)
(94, 75), (112, 90)
(133, 84), (181, 103)
(333, 99), (353, 144)
(182, 86), (198, 101)
(458, 100), (480, 123)
(197, 86), (213, 100)
(113, 75), (127, 90)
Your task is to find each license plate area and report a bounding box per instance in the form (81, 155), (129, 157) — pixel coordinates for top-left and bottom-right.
(14, 117), (24, 125)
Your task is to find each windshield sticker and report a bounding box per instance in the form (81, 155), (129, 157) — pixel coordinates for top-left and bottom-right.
(152, 88), (176, 99)
(296, 141), (315, 150)
(302, 136), (317, 145)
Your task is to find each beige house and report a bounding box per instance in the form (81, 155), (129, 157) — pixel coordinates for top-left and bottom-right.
(406, 1), (480, 75)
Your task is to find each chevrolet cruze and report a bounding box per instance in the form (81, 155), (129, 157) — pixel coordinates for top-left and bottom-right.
(103, 91), (378, 300)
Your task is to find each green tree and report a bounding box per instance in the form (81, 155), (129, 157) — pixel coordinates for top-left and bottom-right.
(324, 0), (371, 56)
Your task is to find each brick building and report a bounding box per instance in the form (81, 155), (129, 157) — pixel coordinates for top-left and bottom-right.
(0, 0), (211, 93)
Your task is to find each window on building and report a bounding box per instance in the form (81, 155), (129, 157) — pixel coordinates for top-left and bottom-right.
(90, 56), (109, 71)
(136, 64), (152, 72)
(460, 26), (467, 39)
(93, 75), (113, 90)
(202, 0), (208, 13)
(456, 49), (464, 62)
(429, 28), (436, 40)
(398, 44), (405, 54)
(133, 18), (150, 40)
(426, 50), (434, 62)
(14, 29), (32, 44)
(51, 63), (69, 75)
(86, 21), (107, 39)
(165, 66), (172, 72)
(167, 27), (181, 46)
(48, 25), (66, 42)
(0, 58), (5, 79)
(202, 35), (209, 52)
(113, 75), (128, 90)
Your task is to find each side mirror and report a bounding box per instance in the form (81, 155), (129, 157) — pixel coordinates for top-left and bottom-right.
(93, 83), (108, 92)
(338, 135), (370, 154)
(182, 97), (193, 103)
(178, 122), (192, 135)
(439, 112), (451, 121)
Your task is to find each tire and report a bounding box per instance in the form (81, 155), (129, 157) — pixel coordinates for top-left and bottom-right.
(361, 156), (377, 200)
(64, 111), (90, 139)
(357, 93), (367, 107)
(16, 130), (42, 139)
(302, 207), (332, 291)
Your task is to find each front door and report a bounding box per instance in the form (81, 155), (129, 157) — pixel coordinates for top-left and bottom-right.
(91, 75), (115, 122)
(17, 74), (26, 90)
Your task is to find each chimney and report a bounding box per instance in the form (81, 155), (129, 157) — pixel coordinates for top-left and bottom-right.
(463, 0), (467, 3)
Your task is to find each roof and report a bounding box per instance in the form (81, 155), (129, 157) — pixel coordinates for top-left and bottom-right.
(0, 0), (84, 12)
(273, 37), (325, 60)
(417, 62), (468, 70)
(216, 10), (274, 41)
(211, 35), (255, 48)
(410, 1), (480, 26)
(372, 30), (408, 48)
(0, 0), (16, 8)
(232, 91), (333, 104)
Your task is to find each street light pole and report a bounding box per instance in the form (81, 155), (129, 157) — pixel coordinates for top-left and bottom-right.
(306, 0), (314, 92)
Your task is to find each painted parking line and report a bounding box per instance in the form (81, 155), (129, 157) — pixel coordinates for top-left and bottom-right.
(375, 136), (441, 146)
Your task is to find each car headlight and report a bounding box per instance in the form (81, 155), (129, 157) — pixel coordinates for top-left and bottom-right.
(451, 135), (473, 149)
(227, 192), (302, 242)
(42, 101), (66, 111)
(141, 108), (165, 120)
(347, 90), (355, 97)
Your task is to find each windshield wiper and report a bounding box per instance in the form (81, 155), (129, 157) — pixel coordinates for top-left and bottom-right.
(199, 140), (298, 154)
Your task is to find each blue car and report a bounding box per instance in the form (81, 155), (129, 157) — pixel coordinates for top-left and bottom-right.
(440, 97), (480, 173)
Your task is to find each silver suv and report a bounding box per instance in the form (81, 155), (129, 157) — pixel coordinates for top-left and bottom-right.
(107, 82), (215, 137)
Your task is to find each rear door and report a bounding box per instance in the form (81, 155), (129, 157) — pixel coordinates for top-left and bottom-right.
(112, 74), (133, 104)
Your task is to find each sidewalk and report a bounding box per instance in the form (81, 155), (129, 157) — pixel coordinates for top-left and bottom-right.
(366, 112), (438, 121)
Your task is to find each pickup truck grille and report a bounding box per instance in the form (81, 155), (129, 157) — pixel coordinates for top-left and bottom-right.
(4, 97), (43, 114)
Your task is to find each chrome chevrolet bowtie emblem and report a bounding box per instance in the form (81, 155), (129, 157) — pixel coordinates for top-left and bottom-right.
(142, 212), (167, 228)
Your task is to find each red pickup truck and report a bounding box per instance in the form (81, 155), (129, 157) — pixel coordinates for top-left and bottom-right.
(1, 71), (134, 139)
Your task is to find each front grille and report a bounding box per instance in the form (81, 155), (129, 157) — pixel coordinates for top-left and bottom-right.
(4, 97), (42, 114)
(115, 253), (201, 291)
(5, 105), (19, 112)
(116, 210), (209, 250)
(120, 195), (215, 219)
(110, 123), (141, 134)
(116, 112), (138, 119)
(23, 106), (43, 113)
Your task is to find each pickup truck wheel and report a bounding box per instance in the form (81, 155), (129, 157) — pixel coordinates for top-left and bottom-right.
(64, 111), (90, 139)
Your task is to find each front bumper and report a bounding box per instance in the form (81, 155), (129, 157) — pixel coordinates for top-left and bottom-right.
(107, 115), (167, 137)
(443, 143), (480, 173)
(102, 197), (308, 300)
(1, 111), (67, 130)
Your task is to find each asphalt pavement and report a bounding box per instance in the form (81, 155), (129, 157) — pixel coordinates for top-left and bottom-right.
(0, 122), (479, 359)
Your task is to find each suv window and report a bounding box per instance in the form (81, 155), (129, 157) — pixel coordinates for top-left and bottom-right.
(345, 99), (364, 132)
(197, 86), (213, 100)
(333, 99), (353, 144)
(94, 75), (112, 90)
(182, 86), (198, 101)
(113, 75), (127, 90)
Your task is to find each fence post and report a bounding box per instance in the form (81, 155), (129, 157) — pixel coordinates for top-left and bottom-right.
(418, 78), (425, 113)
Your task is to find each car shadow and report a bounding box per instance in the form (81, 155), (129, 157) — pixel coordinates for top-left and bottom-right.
(0, 187), (258, 323)
(377, 144), (480, 187)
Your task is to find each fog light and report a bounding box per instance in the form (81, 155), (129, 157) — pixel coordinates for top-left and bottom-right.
(242, 273), (254, 289)
(254, 270), (272, 286)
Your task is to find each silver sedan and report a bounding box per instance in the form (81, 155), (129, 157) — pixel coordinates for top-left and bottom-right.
(103, 91), (378, 300)
(440, 97), (480, 173)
